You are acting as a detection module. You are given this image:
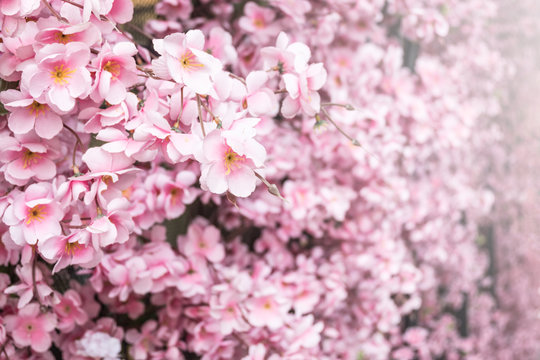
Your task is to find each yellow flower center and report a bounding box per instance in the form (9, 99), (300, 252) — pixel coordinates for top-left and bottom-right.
(122, 186), (132, 200)
(170, 187), (182, 205)
(54, 31), (72, 44)
(253, 17), (265, 28)
(263, 300), (272, 310)
(50, 64), (76, 86)
(103, 60), (121, 78)
(23, 150), (41, 169)
(102, 175), (113, 185)
(65, 241), (81, 256)
(179, 50), (204, 72)
(26, 204), (46, 225)
(224, 148), (244, 175)
(27, 101), (48, 117)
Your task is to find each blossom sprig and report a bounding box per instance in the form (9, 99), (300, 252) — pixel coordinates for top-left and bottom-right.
(0, 0), (535, 359)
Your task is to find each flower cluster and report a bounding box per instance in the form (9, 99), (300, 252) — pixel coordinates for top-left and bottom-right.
(0, 0), (538, 359)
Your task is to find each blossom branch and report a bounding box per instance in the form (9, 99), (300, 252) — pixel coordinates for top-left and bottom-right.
(63, 124), (83, 174)
(196, 94), (207, 137)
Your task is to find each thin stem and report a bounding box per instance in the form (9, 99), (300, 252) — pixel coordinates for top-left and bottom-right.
(61, 217), (91, 223)
(61, 0), (82, 8)
(174, 87), (184, 128)
(321, 102), (355, 111)
(320, 108), (379, 161)
(123, 23), (155, 41)
(228, 73), (246, 85)
(63, 124), (82, 173)
(196, 95), (206, 137)
(41, 0), (68, 22)
(253, 170), (286, 201)
(274, 88), (288, 94)
(0, 338), (10, 360)
(199, 97), (221, 126)
(32, 250), (44, 309)
(136, 65), (162, 80)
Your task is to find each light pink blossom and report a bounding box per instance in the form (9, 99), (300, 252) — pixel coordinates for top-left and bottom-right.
(23, 42), (91, 112)
(5, 303), (57, 352)
(152, 30), (222, 95)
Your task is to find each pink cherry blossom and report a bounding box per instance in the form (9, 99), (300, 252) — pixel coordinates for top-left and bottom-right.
(2, 182), (63, 245)
(243, 71), (279, 117)
(178, 217), (225, 263)
(200, 119), (266, 198)
(5, 303), (57, 352)
(90, 42), (139, 105)
(0, 89), (63, 139)
(0, 133), (59, 186)
(4, 264), (53, 309)
(54, 290), (89, 332)
(238, 2), (279, 43)
(23, 42), (91, 112)
(282, 62), (327, 118)
(38, 225), (99, 273)
(152, 30), (222, 95)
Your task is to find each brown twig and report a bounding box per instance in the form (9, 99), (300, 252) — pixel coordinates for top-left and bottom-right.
(253, 171), (286, 202)
(199, 97), (221, 127)
(228, 73), (246, 85)
(61, 0), (83, 8)
(0, 338), (10, 360)
(41, 0), (68, 22)
(63, 124), (82, 174)
(320, 108), (379, 161)
(321, 102), (355, 111)
(196, 95), (206, 137)
(32, 250), (44, 309)
(173, 87), (184, 128)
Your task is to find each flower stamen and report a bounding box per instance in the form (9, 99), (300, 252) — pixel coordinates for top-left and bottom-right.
(26, 204), (47, 225)
(27, 101), (48, 117)
(180, 50), (204, 72)
(23, 150), (41, 169)
(103, 60), (121, 79)
(224, 148), (245, 175)
(50, 64), (76, 86)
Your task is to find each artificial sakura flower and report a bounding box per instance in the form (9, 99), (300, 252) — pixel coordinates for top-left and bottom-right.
(261, 32), (312, 74)
(242, 344), (267, 360)
(199, 118), (266, 198)
(4, 303), (57, 353)
(87, 198), (135, 248)
(0, 20), (38, 81)
(205, 27), (237, 66)
(22, 42), (92, 112)
(282, 62), (327, 118)
(2, 182), (63, 245)
(4, 264), (53, 309)
(90, 42), (139, 105)
(35, 16), (101, 47)
(270, 0), (312, 24)
(0, 0), (40, 17)
(0, 132), (59, 186)
(81, 0), (134, 24)
(76, 330), (122, 359)
(0, 89), (63, 139)
(157, 170), (198, 219)
(238, 2), (279, 43)
(178, 217), (225, 263)
(242, 71), (279, 117)
(246, 291), (290, 330)
(38, 223), (100, 273)
(54, 290), (89, 332)
(152, 29), (222, 95)
(78, 146), (137, 207)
